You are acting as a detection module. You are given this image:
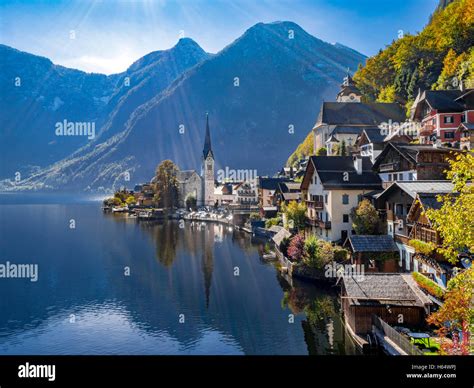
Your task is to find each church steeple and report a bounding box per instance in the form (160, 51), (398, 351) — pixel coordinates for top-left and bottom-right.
(203, 113), (213, 159)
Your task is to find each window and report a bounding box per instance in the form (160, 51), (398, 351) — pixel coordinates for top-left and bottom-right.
(324, 194), (328, 204)
(444, 131), (455, 139)
(325, 229), (328, 238)
(408, 172), (414, 181)
(461, 112), (466, 123)
(341, 230), (348, 242)
(399, 173), (403, 181)
(343, 214), (349, 223)
(443, 115), (453, 124)
(388, 173), (392, 181)
(342, 194), (349, 205)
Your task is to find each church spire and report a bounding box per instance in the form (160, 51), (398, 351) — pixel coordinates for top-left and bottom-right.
(203, 113), (213, 159)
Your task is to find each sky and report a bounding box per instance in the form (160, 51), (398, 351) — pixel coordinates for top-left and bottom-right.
(0, 0), (439, 74)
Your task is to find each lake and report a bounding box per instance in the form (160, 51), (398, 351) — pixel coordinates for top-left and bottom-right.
(0, 196), (355, 355)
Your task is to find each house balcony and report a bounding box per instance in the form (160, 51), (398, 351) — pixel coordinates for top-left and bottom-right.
(420, 124), (434, 137)
(306, 217), (331, 229)
(379, 162), (399, 172)
(306, 200), (324, 210)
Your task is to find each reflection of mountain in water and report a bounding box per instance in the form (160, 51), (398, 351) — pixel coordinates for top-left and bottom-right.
(0, 203), (352, 354)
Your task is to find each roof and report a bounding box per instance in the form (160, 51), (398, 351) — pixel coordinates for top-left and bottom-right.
(203, 113), (213, 158)
(337, 84), (361, 97)
(373, 142), (455, 169)
(330, 126), (364, 135)
(177, 170), (199, 182)
(361, 127), (386, 143)
(347, 235), (398, 253)
(326, 134), (339, 143)
(302, 156), (382, 190)
(277, 182), (301, 193)
(259, 177), (289, 190)
(377, 181), (454, 200)
(459, 123), (474, 130)
(272, 228), (292, 246)
(315, 102), (405, 127)
(343, 273), (432, 307)
(422, 90), (465, 112)
(417, 193), (449, 211)
(282, 192), (301, 201)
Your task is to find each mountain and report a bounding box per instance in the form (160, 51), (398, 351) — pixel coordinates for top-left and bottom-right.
(353, 0), (473, 107)
(0, 39), (210, 179)
(2, 21), (366, 192)
(0, 44), (115, 177)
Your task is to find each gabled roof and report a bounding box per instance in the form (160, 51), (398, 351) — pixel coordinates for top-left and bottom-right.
(314, 102), (405, 127)
(281, 192), (301, 201)
(277, 182), (301, 193)
(177, 170), (199, 182)
(259, 177), (289, 190)
(377, 181), (454, 201)
(343, 273), (432, 307)
(346, 235), (398, 253)
(360, 127), (386, 144)
(301, 156), (382, 190)
(422, 90), (465, 112)
(372, 142), (455, 170)
(459, 123), (474, 130)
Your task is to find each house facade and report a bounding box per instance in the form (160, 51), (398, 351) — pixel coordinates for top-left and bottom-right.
(411, 88), (474, 146)
(300, 155), (382, 242)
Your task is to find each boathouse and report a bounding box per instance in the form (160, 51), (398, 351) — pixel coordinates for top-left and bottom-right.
(341, 273), (432, 335)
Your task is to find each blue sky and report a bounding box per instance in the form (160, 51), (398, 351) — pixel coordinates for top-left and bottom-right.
(0, 0), (438, 74)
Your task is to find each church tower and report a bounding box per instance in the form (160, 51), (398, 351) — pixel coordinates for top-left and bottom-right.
(336, 71), (362, 102)
(202, 113), (215, 206)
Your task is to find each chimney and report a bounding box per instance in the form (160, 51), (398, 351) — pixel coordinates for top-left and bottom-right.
(353, 155), (363, 175)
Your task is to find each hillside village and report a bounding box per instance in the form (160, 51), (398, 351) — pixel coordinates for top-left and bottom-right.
(110, 73), (473, 355)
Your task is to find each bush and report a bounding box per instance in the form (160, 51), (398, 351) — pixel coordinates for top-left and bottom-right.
(249, 212), (261, 221)
(287, 233), (305, 262)
(412, 272), (445, 299)
(333, 246), (349, 262)
(409, 239), (436, 255)
(316, 147), (327, 156)
(265, 216), (282, 228)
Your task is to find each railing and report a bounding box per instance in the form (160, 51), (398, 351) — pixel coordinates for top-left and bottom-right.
(372, 315), (423, 356)
(306, 200), (323, 209)
(306, 217), (331, 229)
(420, 124), (434, 136)
(379, 162), (399, 172)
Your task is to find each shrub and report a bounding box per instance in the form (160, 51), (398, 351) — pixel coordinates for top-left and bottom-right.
(412, 272), (445, 299)
(249, 212), (261, 221)
(287, 233), (305, 262)
(409, 239), (436, 255)
(265, 216), (282, 228)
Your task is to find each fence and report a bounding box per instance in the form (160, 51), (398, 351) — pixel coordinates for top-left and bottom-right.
(372, 314), (423, 355)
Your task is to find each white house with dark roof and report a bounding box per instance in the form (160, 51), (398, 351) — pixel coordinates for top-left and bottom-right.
(300, 155), (382, 242)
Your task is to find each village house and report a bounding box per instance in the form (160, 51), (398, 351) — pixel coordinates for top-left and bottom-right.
(257, 177), (290, 217)
(375, 181), (454, 283)
(356, 127), (412, 163)
(372, 142), (456, 188)
(341, 273), (433, 337)
(406, 192), (458, 286)
(344, 235), (399, 273)
(273, 181), (301, 210)
(411, 88), (474, 146)
(233, 181), (258, 206)
(300, 155), (382, 243)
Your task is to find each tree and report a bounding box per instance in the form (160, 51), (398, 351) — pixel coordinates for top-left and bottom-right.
(339, 140), (347, 156)
(125, 195), (136, 206)
(185, 193), (197, 210)
(287, 233), (305, 262)
(303, 235), (320, 268)
(153, 160), (180, 210)
(282, 201), (307, 230)
(425, 153), (474, 263)
(427, 268), (473, 355)
(351, 199), (383, 235)
(316, 147), (327, 156)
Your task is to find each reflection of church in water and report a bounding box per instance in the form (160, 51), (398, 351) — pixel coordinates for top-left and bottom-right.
(177, 113), (216, 207)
